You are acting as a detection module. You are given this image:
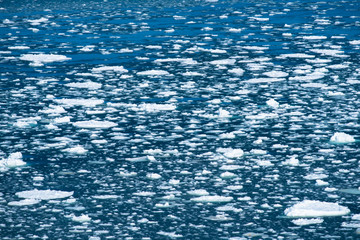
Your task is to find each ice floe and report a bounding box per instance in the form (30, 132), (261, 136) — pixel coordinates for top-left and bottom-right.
(136, 70), (170, 76)
(20, 54), (70, 66)
(284, 200), (350, 218)
(292, 218), (324, 226)
(91, 66), (128, 73)
(73, 120), (117, 129)
(191, 195), (233, 203)
(16, 189), (74, 200)
(0, 152), (26, 170)
(330, 132), (355, 143)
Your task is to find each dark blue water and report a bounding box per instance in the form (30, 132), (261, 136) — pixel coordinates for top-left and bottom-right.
(1, 0), (360, 239)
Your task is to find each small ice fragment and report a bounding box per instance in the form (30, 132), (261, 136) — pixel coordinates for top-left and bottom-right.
(62, 146), (87, 154)
(228, 68), (244, 76)
(282, 156), (299, 166)
(218, 108), (231, 118)
(330, 132), (355, 143)
(285, 200), (350, 217)
(222, 148), (244, 159)
(136, 70), (169, 76)
(72, 214), (91, 222)
(8, 198), (40, 206)
(146, 173), (161, 179)
(91, 66), (128, 73)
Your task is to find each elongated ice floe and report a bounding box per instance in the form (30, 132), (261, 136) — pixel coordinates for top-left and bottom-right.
(136, 70), (169, 76)
(16, 189), (74, 200)
(292, 218), (324, 226)
(20, 54), (70, 66)
(191, 195), (233, 203)
(187, 189), (209, 196)
(138, 103), (176, 112)
(8, 198), (41, 206)
(65, 82), (102, 90)
(284, 200), (350, 218)
(330, 132), (355, 143)
(91, 66), (128, 73)
(210, 59), (236, 65)
(73, 120), (117, 129)
(54, 98), (104, 107)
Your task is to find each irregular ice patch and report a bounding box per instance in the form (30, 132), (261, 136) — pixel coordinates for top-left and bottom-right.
(0, 152), (26, 169)
(54, 98), (104, 107)
(137, 103), (176, 112)
(292, 218), (324, 226)
(65, 82), (102, 90)
(245, 78), (285, 83)
(91, 66), (128, 73)
(62, 146), (87, 154)
(263, 71), (288, 78)
(217, 148), (244, 158)
(73, 120), (117, 129)
(136, 70), (169, 76)
(187, 189), (209, 196)
(210, 59), (236, 65)
(228, 68), (244, 76)
(330, 132), (355, 143)
(20, 54), (70, 66)
(191, 195), (233, 203)
(285, 200), (350, 218)
(266, 99), (279, 108)
(16, 189), (74, 200)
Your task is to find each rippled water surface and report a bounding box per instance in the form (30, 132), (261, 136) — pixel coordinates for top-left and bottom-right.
(1, 0), (360, 239)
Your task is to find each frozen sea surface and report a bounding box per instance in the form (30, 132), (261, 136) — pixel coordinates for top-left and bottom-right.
(1, 0), (360, 239)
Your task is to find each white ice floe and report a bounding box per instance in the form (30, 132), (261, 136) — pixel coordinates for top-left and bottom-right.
(292, 218), (324, 226)
(39, 105), (67, 114)
(0, 152), (26, 169)
(154, 58), (197, 65)
(133, 191), (156, 197)
(282, 156), (299, 166)
(191, 195), (233, 203)
(330, 132), (355, 143)
(228, 68), (244, 76)
(285, 200), (350, 218)
(218, 148), (244, 159)
(304, 173), (328, 180)
(16, 189), (74, 200)
(73, 120), (117, 129)
(210, 59), (236, 65)
(302, 36), (327, 40)
(349, 40), (360, 45)
(146, 173), (162, 180)
(220, 171), (236, 178)
(65, 82), (102, 90)
(138, 103), (176, 112)
(72, 214), (91, 222)
(20, 54), (70, 66)
(266, 99), (279, 108)
(8, 46), (30, 50)
(62, 146), (87, 154)
(136, 70), (169, 76)
(218, 108), (231, 118)
(263, 70), (288, 78)
(187, 189), (209, 196)
(54, 98), (104, 107)
(93, 195), (118, 199)
(245, 78), (285, 83)
(278, 53), (315, 59)
(8, 198), (41, 206)
(91, 66), (128, 73)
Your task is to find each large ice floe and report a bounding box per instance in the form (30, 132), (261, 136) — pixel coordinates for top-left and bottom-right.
(0, 152), (26, 171)
(191, 195), (233, 203)
(72, 120), (117, 129)
(19, 54), (70, 66)
(9, 189), (74, 206)
(284, 200), (350, 218)
(330, 132), (355, 143)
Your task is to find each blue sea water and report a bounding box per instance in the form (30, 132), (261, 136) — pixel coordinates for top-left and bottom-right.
(1, 0), (360, 239)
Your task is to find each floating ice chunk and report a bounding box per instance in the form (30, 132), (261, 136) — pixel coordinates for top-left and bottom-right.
(282, 156), (299, 166)
(263, 71), (288, 78)
(330, 132), (355, 143)
(39, 105), (66, 114)
(154, 58), (197, 65)
(147, 173), (161, 179)
(72, 214), (91, 222)
(65, 82), (102, 90)
(266, 99), (279, 108)
(292, 218), (324, 226)
(250, 149), (267, 155)
(126, 156), (155, 162)
(73, 120), (117, 129)
(136, 70), (169, 76)
(349, 40), (360, 45)
(302, 36), (327, 40)
(91, 66), (128, 73)
(220, 148), (244, 159)
(8, 46), (30, 50)
(8, 198), (40, 206)
(182, 71), (205, 76)
(133, 191), (155, 197)
(218, 108), (231, 118)
(27, 17), (48, 25)
(220, 171), (236, 179)
(20, 54), (70, 66)
(93, 195), (118, 199)
(138, 103), (176, 112)
(309, 49), (344, 57)
(16, 189), (73, 200)
(228, 68), (244, 76)
(157, 231), (183, 238)
(191, 195), (233, 203)
(63, 146), (87, 154)
(0, 152), (26, 168)
(210, 59), (236, 65)
(245, 78), (285, 83)
(278, 53), (315, 59)
(284, 200), (350, 218)
(257, 160), (274, 167)
(187, 189), (209, 196)
(316, 180), (329, 186)
(304, 173), (328, 180)
(219, 165), (242, 171)
(228, 28), (242, 33)
(245, 113), (278, 120)
(54, 98), (104, 107)
(219, 132), (236, 139)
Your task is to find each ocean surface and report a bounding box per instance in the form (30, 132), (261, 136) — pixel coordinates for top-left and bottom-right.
(1, 0), (360, 239)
